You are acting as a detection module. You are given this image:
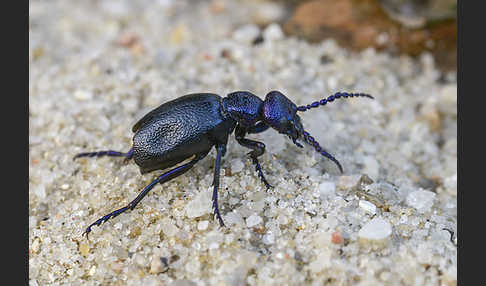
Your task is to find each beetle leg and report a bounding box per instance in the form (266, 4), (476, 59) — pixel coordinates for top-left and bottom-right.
(74, 148), (134, 162)
(235, 126), (273, 189)
(212, 145), (226, 227)
(247, 121), (270, 134)
(82, 151), (207, 238)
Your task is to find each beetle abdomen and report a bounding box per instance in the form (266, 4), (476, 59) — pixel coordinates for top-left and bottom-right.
(132, 93), (229, 174)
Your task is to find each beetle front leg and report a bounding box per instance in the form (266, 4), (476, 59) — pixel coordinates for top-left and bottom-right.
(235, 126), (273, 189)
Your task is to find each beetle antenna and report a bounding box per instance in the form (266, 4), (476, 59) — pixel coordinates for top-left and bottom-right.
(296, 92), (373, 112)
(302, 131), (343, 173)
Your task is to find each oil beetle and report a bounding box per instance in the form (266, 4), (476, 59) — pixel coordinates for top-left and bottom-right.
(74, 90), (373, 237)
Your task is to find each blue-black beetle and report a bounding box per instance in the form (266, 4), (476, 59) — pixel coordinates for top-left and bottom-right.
(74, 90), (373, 237)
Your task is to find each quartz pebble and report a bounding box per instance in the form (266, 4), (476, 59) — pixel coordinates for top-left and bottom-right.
(359, 200), (377, 214)
(262, 23), (284, 41)
(185, 189), (212, 218)
(406, 190), (436, 213)
(246, 214), (263, 227)
(230, 158), (245, 174)
(319, 181), (336, 197)
(197, 220), (209, 231)
(358, 217), (392, 241)
(150, 255), (168, 274)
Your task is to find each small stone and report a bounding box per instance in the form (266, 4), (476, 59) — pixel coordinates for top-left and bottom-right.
(224, 211), (245, 226)
(262, 23), (284, 41)
(31, 237), (41, 253)
(34, 185), (46, 199)
(362, 156), (379, 180)
(88, 265), (96, 276)
(358, 217), (392, 241)
(406, 190), (436, 213)
(331, 231), (344, 244)
(262, 231), (275, 245)
(79, 243), (90, 257)
(246, 214), (263, 227)
(197, 220), (209, 231)
(319, 181), (336, 197)
(359, 200), (377, 214)
(230, 158), (245, 174)
(185, 189), (212, 218)
(232, 24), (260, 44)
(150, 255), (169, 274)
(74, 89), (93, 101)
(161, 218), (179, 237)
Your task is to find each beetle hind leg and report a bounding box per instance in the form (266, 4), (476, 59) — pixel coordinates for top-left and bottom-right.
(74, 148), (134, 162)
(82, 151), (207, 238)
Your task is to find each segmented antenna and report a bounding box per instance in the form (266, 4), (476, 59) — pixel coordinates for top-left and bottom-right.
(302, 131), (343, 173)
(297, 92), (373, 112)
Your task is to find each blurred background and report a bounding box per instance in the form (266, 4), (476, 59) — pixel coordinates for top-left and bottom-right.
(280, 0), (457, 73)
(223, 0), (457, 73)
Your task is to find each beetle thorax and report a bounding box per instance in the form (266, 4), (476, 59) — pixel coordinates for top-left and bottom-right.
(221, 91), (264, 127)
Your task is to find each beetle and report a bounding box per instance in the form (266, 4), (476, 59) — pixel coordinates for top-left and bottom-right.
(74, 90), (373, 237)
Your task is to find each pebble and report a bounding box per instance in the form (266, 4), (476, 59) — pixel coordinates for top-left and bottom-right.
(262, 23), (284, 41)
(34, 185), (46, 199)
(319, 181), (336, 197)
(262, 231), (275, 245)
(246, 214), (263, 227)
(224, 211), (245, 226)
(161, 218), (179, 237)
(185, 189), (212, 218)
(197, 220), (209, 231)
(150, 254), (169, 274)
(358, 217), (392, 241)
(230, 158), (245, 173)
(232, 24), (260, 44)
(406, 190), (436, 213)
(74, 89), (93, 101)
(31, 237), (41, 253)
(359, 200), (377, 214)
(362, 156), (380, 180)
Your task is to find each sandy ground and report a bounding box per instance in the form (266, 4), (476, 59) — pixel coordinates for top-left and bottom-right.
(29, 1), (457, 285)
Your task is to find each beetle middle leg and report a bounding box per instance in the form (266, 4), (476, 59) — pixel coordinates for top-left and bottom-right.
(82, 151), (208, 238)
(212, 145), (226, 227)
(235, 125), (273, 189)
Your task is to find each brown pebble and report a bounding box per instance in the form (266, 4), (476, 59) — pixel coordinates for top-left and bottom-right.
(331, 231), (344, 244)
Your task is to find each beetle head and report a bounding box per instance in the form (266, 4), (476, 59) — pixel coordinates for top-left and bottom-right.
(262, 91), (304, 141)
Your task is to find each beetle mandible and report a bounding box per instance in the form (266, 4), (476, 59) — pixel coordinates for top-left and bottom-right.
(74, 90), (373, 237)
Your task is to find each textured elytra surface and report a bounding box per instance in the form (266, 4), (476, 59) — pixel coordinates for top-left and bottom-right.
(29, 1), (456, 285)
(132, 93), (232, 174)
